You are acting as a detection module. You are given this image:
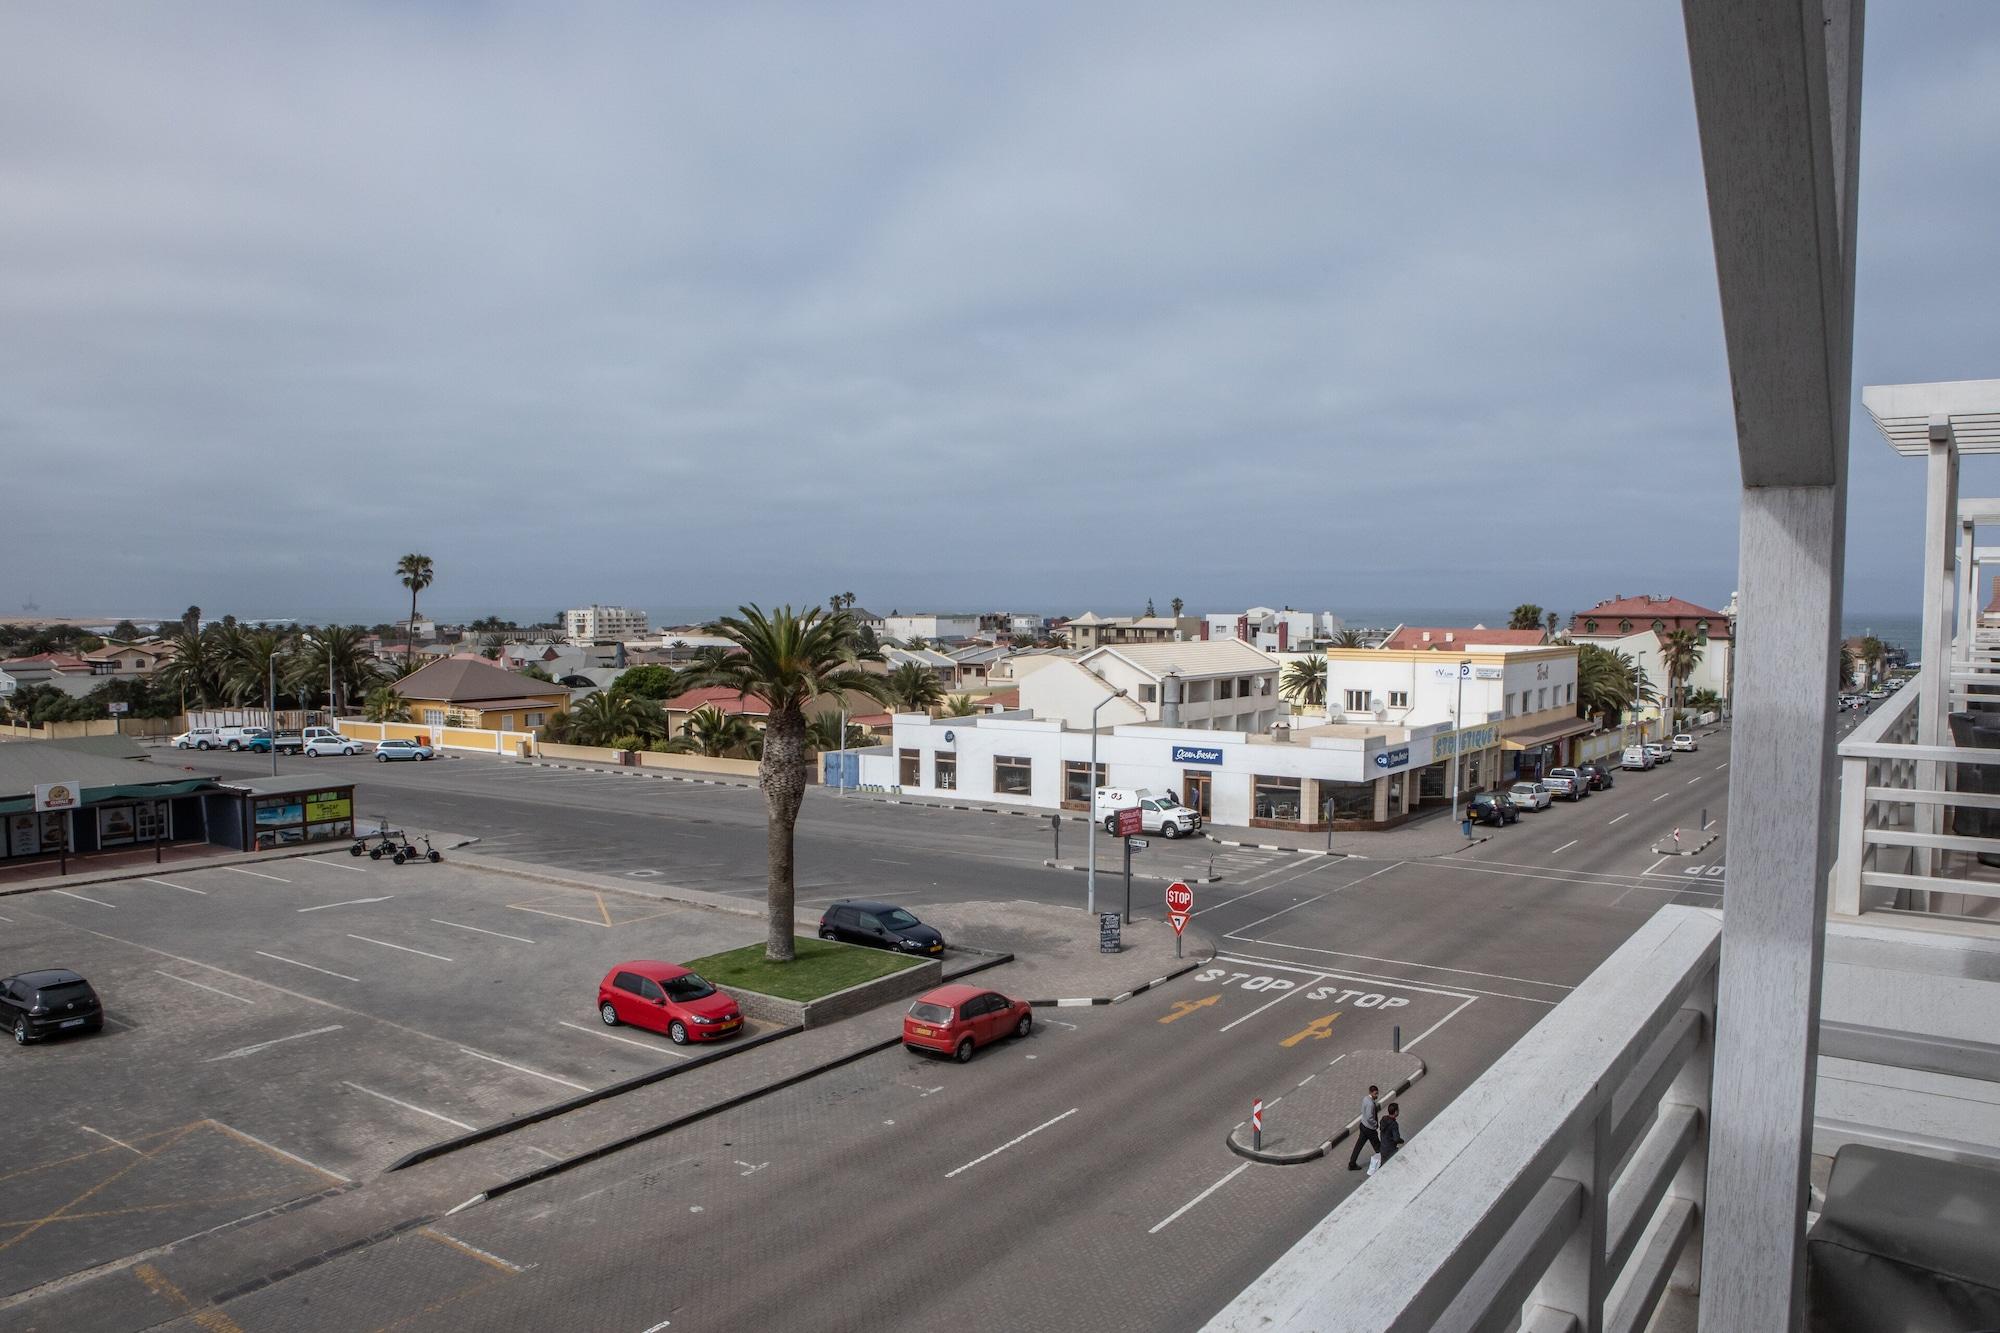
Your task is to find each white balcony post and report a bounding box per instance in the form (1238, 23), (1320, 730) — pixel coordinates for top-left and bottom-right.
(1532, 1104), (1611, 1332)
(1915, 435), (1958, 885)
(1957, 517), (1976, 658)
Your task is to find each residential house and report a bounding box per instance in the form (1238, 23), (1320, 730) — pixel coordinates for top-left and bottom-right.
(1062, 613), (1202, 650)
(660, 686), (892, 744)
(390, 655), (569, 734)
(1568, 594), (1732, 700)
(1017, 639), (1282, 733)
(82, 641), (174, 679)
(1201, 607), (1335, 651)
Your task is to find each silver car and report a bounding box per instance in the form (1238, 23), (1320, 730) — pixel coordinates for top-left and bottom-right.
(1508, 781), (1554, 812)
(375, 739), (436, 762)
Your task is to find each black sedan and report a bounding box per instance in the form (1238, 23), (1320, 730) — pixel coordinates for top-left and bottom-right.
(2, 969), (104, 1044)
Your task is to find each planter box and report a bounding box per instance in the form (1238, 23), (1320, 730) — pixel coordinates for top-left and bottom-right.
(728, 956), (943, 1029)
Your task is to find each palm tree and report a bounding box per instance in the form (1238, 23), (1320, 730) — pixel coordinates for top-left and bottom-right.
(225, 630), (295, 711)
(886, 661), (944, 713)
(1660, 630), (1704, 729)
(1332, 628), (1366, 649)
(565, 690), (665, 747)
(1510, 603), (1546, 632)
(1545, 610), (1561, 639)
(670, 704), (759, 757)
(1280, 655), (1328, 708)
(805, 712), (870, 751)
(157, 626), (227, 711)
(941, 693), (981, 717)
(1859, 635), (1886, 686)
(362, 687), (411, 723)
(1577, 643), (1651, 730)
(1838, 641), (1858, 690)
(289, 625), (385, 715)
(396, 553), (434, 672)
(1170, 596), (1185, 618)
(682, 605), (888, 962)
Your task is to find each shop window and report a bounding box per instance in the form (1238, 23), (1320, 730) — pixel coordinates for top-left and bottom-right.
(1063, 761), (1106, 804)
(1253, 775), (1303, 822)
(899, 749), (921, 786)
(1318, 780), (1374, 822)
(1388, 691), (1409, 709)
(935, 752), (957, 790)
(1468, 753), (1483, 788)
(994, 755), (1034, 796)
(1342, 690), (1369, 712)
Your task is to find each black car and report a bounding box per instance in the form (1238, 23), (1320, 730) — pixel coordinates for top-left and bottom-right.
(2, 969), (104, 1044)
(1466, 792), (1520, 826)
(1577, 762), (1615, 791)
(818, 899), (946, 956)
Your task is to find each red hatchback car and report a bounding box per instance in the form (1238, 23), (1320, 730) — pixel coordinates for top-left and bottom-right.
(902, 984), (1032, 1062)
(598, 961), (743, 1044)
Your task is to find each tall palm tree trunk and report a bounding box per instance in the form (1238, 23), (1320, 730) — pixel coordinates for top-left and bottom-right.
(407, 587), (418, 674)
(759, 706), (808, 962)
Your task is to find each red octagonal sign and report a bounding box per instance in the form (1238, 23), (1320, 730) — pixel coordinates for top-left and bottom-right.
(1165, 880), (1193, 935)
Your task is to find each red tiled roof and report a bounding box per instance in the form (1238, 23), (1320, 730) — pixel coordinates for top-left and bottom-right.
(1, 653), (90, 670)
(983, 688), (1021, 710)
(1380, 627), (1546, 652)
(663, 686), (772, 716)
(1569, 595), (1730, 637)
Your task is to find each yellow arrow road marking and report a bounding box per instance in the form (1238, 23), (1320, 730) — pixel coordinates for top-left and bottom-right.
(1159, 994), (1222, 1024)
(1279, 1012), (1342, 1048)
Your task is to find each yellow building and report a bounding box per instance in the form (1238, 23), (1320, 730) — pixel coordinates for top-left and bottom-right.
(391, 656), (569, 734)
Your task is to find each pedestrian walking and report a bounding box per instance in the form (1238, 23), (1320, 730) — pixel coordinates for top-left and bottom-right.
(1379, 1102), (1406, 1163)
(1346, 1085), (1382, 1170)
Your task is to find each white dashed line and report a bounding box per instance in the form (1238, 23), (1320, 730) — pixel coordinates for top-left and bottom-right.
(143, 877), (208, 894)
(1150, 1163), (1250, 1234)
(558, 1020), (693, 1058)
(297, 896), (394, 913)
(347, 934), (453, 962)
(342, 1081), (477, 1131)
(433, 919), (535, 944)
(945, 1107), (1080, 1179)
(1607, 813), (1630, 826)
(255, 951), (361, 983)
(459, 1048), (589, 1091)
(1551, 840), (1577, 855)
(205, 1025), (344, 1062)
(221, 866), (292, 882)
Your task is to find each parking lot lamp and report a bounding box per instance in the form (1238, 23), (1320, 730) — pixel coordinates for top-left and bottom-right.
(1085, 686), (1128, 915)
(268, 654), (278, 776)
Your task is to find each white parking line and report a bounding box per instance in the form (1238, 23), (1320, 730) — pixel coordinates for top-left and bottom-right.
(221, 866), (292, 883)
(208, 1118), (353, 1185)
(641, 1320), (673, 1332)
(1227, 893), (1326, 936)
(945, 1107), (1080, 1179)
(143, 877), (208, 894)
(459, 1048), (589, 1091)
(1149, 1162), (1249, 1234)
(307, 858), (368, 873)
(52, 889), (116, 908)
(154, 970), (255, 1004)
(348, 934), (454, 963)
(343, 1081), (477, 1131)
(205, 1025), (344, 1063)
(297, 896), (394, 913)
(1644, 856), (1668, 875)
(433, 919), (536, 944)
(1404, 994), (1479, 1050)
(1607, 813), (1630, 826)
(256, 951), (361, 983)
(1218, 972), (1324, 1033)
(558, 1019), (694, 1057)
(1551, 840), (1577, 855)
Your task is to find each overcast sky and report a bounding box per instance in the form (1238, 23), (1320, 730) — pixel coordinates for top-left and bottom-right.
(3, 3), (1996, 625)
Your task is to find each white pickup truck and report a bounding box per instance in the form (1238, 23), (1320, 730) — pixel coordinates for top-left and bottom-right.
(1093, 786), (1203, 838)
(273, 727), (362, 757)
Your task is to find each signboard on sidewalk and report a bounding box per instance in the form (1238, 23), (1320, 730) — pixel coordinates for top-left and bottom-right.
(1098, 912), (1122, 954)
(1115, 807), (1143, 837)
(32, 782), (81, 813)
(107, 702), (130, 715)
(1166, 880), (1194, 935)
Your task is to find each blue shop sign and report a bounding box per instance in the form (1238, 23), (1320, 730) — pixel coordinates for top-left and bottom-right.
(1172, 745), (1224, 765)
(1373, 746), (1412, 770)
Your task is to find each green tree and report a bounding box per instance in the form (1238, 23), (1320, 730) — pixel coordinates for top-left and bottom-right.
(1280, 655), (1328, 707)
(288, 625), (385, 715)
(1660, 630), (1704, 728)
(805, 712), (870, 750)
(886, 661), (944, 713)
(1839, 641), (1858, 689)
(1546, 611), (1561, 638)
(157, 626), (227, 710)
(1859, 635), (1886, 686)
(520, 664), (556, 683)
(362, 687), (410, 723)
(669, 704), (759, 757)
(1332, 628), (1365, 649)
(110, 619), (141, 642)
(1577, 643), (1646, 729)
(941, 693), (981, 717)
(682, 606), (887, 962)
(613, 664), (683, 700)
(1170, 596), (1185, 618)
(395, 553), (435, 673)
(1509, 604), (1546, 632)
(224, 630), (296, 709)
(565, 690), (665, 747)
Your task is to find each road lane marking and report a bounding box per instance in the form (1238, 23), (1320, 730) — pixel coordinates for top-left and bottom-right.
(1717, 761), (1728, 769)
(52, 889), (115, 908)
(558, 1020), (694, 1058)
(306, 858), (368, 873)
(1607, 813), (1630, 826)
(1233, 947), (1572, 991)
(1279, 1012), (1341, 1048)
(255, 951), (360, 983)
(1149, 1162), (1249, 1234)
(459, 1048), (589, 1091)
(641, 1321), (673, 1332)
(1217, 951), (1539, 1005)
(345, 1083), (476, 1131)
(1686, 776), (1702, 785)
(1422, 861), (1719, 901)
(79, 1126), (141, 1155)
(1228, 894), (1327, 936)
(205, 1025), (344, 1062)
(433, 919), (535, 944)
(1551, 840), (1577, 855)
(944, 1107), (1080, 1178)
(871, 858), (911, 865)
(1404, 994), (1479, 1050)
(348, 934), (453, 962)
(297, 896), (394, 913)
(220, 866), (291, 883)
(1219, 974), (1323, 1033)
(1644, 857), (1668, 875)
(1651, 793), (1671, 802)
(1158, 995), (1221, 1024)
(154, 970), (255, 1004)
(506, 904), (611, 928)
(422, 1226), (524, 1273)
(143, 877), (208, 894)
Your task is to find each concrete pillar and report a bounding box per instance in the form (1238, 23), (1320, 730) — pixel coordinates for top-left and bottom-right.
(1957, 518), (1976, 656)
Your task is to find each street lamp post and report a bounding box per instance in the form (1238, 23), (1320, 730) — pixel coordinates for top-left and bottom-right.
(1447, 660), (1467, 822)
(268, 654), (278, 777)
(1085, 686), (1128, 916)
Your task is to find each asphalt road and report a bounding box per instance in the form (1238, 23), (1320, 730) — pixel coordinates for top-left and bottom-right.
(82, 732), (1732, 1331)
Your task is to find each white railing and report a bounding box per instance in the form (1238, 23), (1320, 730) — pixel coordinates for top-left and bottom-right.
(1833, 657), (2000, 925)
(1207, 906), (1718, 1333)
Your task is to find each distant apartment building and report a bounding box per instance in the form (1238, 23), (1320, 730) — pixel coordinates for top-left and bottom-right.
(563, 604), (649, 642)
(880, 612), (981, 644)
(1202, 607), (1338, 652)
(1062, 613), (1202, 650)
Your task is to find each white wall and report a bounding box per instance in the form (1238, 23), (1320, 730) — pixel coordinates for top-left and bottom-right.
(1325, 649), (1577, 729)
(1016, 660), (1148, 729)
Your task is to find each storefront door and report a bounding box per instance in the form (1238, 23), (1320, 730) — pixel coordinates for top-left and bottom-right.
(1182, 771), (1212, 817)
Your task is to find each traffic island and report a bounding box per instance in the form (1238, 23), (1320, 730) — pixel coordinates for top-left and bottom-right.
(1226, 1049), (1426, 1166)
(1651, 828), (1720, 856)
(681, 937), (941, 1028)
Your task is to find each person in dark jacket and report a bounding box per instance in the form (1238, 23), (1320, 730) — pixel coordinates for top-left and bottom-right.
(1379, 1102), (1406, 1163)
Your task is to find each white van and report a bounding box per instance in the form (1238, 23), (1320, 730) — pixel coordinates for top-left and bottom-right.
(1622, 745), (1655, 771)
(1093, 786), (1202, 838)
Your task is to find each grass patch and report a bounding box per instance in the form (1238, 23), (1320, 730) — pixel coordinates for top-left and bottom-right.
(683, 937), (924, 1002)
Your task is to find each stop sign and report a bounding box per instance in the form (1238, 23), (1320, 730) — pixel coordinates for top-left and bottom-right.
(1166, 880), (1193, 935)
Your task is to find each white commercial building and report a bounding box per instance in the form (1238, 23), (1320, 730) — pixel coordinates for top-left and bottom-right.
(1018, 640), (1283, 734)
(880, 612), (981, 644)
(563, 604), (649, 642)
(1202, 607), (1338, 651)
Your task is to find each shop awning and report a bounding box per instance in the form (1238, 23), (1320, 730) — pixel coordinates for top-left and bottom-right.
(1501, 715), (1603, 750)
(0, 778), (214, 817)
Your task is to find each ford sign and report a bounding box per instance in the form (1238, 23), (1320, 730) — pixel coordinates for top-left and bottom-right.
(1172, 745), (1224, 765)
(1373, 746), (1411, 770)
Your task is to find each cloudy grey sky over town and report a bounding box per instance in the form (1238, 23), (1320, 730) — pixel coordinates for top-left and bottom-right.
(3, 3), (1996, 625)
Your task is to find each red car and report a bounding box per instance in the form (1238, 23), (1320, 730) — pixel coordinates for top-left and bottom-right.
(902, 984), (1032, 1062)
(597, 961), (743, 1044)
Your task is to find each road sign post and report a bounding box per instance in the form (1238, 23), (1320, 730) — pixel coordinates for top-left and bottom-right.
(1165, 880), (1193, 957)
(1122, 836), (1133, 925)
(1050, 812), (1060, 862)
(1252, 1098), (1263, 1152)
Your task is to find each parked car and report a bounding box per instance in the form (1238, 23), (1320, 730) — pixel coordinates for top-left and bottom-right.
(218, 726), (270, 752)
(1622, 745), (1655, 770)
(1544, 768), (1590, 801)
(1867, 688), (1889, 700)
(818, 900), (946, 955)
(1577, 762), (1615, 791)
(375, 739), (435, 762)
(596, 961), (742, 1044)
(1644, 742), (1673, 765)
(2, 969), (104, 1044)
(1467, 791), (1519, 826)
(1508, 781), (1554, 811)
(902, 984), (1032, 1062)
(1091, 786), (1202, 838)
(241, 733), (272, 753)
(172, 727), (222, 750)
(1672, 734), (1698, 752)
(275, 727), (361, 757)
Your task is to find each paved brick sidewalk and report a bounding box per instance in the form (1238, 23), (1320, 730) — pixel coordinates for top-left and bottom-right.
(1227, 1048), (1426, 1164)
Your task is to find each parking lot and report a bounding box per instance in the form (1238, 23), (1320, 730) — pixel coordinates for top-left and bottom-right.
(0, 854), (777, 1297)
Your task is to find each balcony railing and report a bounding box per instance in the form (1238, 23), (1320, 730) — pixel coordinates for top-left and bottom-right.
(1206, 906), (1718, 1333)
